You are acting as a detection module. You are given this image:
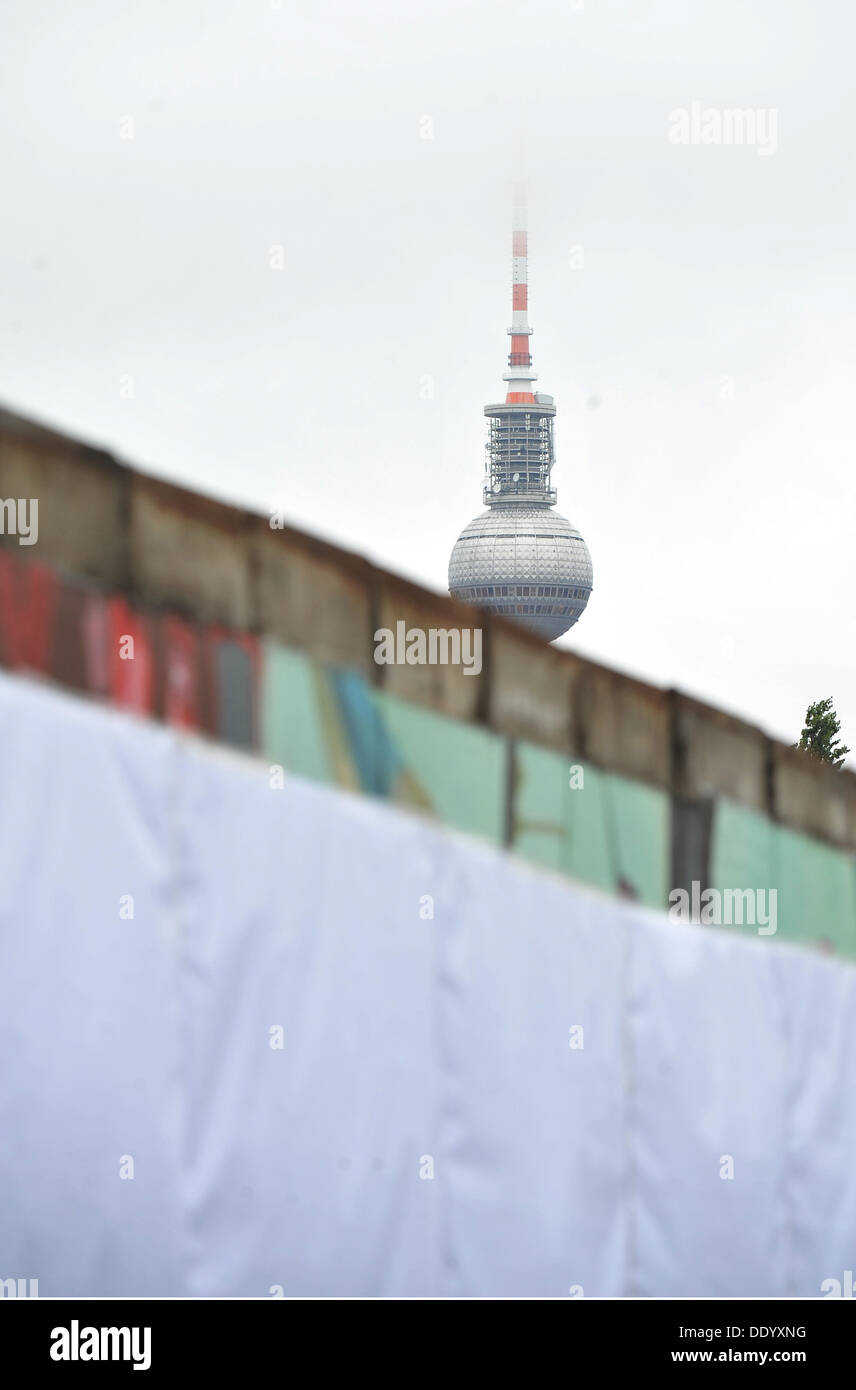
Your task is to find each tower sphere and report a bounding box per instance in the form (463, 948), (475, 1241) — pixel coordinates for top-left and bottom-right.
(448, 504), (593, 642)
(447, 184), (593, 642)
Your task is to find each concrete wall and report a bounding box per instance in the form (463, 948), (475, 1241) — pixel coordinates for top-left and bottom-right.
(671, 693), (771, 813)
(373, 577), (483, 722)
(129, 476), (252, 627)
(251, 519), (374, 675)
(0, 411), (127, 586)
(487, 625), (576, 752)
(3, 401), (855, 859)
(575, 662), (671, 789)
(772, 743), (856, 852)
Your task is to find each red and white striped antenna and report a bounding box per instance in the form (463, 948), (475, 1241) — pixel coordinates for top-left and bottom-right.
(504, 180), (537, 405)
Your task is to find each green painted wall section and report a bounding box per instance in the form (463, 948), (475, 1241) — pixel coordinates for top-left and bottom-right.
(775, 827), (856, 956)
(511, 744), (669, 909)
(261, 643), (506, 843)
(374, 691), (506, 844)
(711, 799), (856, 958)
(261, 642), (357, 789)
(603, 771), (670, 910)
(511, 743), (611, 889)
(710, 799), (776, 892)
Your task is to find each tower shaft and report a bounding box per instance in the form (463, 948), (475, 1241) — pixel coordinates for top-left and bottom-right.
(486, 183), (556, 507)
(504, 183), (537, 404)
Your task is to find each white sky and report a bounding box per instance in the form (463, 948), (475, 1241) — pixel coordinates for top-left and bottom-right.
(1, 0), (854, 759)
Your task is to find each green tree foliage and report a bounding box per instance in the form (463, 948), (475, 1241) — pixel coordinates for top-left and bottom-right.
(795, 698), (850, 768)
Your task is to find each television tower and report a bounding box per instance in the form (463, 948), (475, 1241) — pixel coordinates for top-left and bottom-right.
(448, 184), (593, 641)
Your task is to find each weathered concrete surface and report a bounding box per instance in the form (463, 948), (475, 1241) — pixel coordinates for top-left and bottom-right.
(373, 579), (483, 721)
(671, 693), (770, 812)
(488, 624), (576, 752)
(251, 520), (373, 675)
(772, 743), (856, 851)
(0, 414), (127, 586)
(128, 476), (252, 627)
(576, 660), (671, 788)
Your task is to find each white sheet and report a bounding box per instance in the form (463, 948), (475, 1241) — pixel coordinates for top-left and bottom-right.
(0, 672), (854, 1297)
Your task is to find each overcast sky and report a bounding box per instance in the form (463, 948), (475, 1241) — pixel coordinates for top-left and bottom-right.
(1, 0), (854, 758)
